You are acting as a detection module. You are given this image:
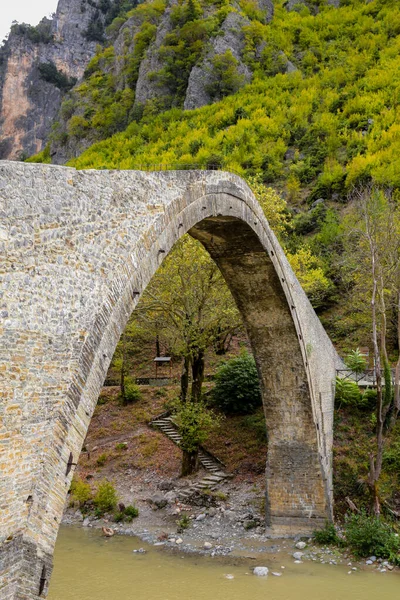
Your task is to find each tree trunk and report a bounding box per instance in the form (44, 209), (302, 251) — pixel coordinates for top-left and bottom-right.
(191, 351), (205, 402)
(180, 356), (190, 402)
(120, 332), (126, 405)
(369, 250), (383, 517)
(392, 292), (400, 425)
(181, 449), (199, 476)
(156, 333), (161, 357)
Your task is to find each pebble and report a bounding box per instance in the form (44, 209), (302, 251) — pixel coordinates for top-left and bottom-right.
(271, 572), (282, 577)
(204, 542), (213, 550)
(176, 538), (183, 545)
(225, 574), (234, 579)
(253, 567), (269, 577)
(293, 552), (304, 560)
(294, 560), (303, 564)
(196, 514), (206, 521)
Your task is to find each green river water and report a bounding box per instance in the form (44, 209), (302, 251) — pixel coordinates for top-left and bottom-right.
(48, 526), (399, 600)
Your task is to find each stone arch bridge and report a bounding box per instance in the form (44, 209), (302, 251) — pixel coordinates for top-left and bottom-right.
(0, 162), (341, 599)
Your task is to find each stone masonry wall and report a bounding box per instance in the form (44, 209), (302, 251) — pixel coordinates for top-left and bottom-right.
(0, 162), (340, 598)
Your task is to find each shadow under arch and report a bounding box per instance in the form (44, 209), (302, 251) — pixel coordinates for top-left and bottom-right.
(0, 163), (338, 599)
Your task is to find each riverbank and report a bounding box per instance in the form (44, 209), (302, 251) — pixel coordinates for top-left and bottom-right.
(62, 498), (398, 574)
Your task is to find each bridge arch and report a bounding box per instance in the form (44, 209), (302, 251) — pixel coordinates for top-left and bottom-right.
(0, 162), (339, 599)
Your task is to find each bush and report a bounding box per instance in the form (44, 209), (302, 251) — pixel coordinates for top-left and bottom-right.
(176, 514), (191, 531)
(96, 452), (108, 466)
(122, 378), (142, 404)
(313, 521), (341, 545)
(124, 504), (139, 519)
(174, 400), (219, 453)
(360, 388), (377, 411)
(383, 440), (400, 474)
(345, 348), (367, 374)
(345, 513), (400, 563)
(70, 477), (92, 507)
(113, 504), (139, 522)
(212, 352), (261, 414)
(113, 511), (125, 522)
(38, 62), (77, 92)
(335, 377), (362, 408)
(93, 480), (118, 514)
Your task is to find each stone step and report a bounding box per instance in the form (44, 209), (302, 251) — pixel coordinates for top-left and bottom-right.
(201, 475), (225, 482)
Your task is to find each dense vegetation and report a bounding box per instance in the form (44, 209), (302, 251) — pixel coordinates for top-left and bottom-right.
(68, 0), (400, 194)
(29, 0), (400, 347)
(27, 0), (400, 535)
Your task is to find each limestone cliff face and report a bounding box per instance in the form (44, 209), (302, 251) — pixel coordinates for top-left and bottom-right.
(0, 0), (342, 163)
(0, 0), (101, 160)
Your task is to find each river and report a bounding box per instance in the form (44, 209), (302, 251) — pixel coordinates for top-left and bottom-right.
(48, 526), (399, 600)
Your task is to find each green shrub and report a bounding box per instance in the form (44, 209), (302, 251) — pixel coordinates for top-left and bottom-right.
(345, 348), (367, 374)
(38, 62), (77, 92)
(70, 477), (92, 507)
(113, 511), (125, 522)
(335, 377), (362, 408)
(313, 521), (341, 545)
(206, 50), (246, 100)
(176, 514), (191, 531)
(122, 378), (142, 404)
(124, 504), (139, 519)
(383, 440), (400, 474)
(345, 513), (400, 563)
(115, 442), (128, 451)
(360, 388), (377, 411)
(93, 480), (118, 514)
(113, 504), (139, 522)
(212, 352), (261, 414)
(96, 453), (108, 466)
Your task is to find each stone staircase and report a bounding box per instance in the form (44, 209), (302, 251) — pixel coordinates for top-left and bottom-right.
(150, 414), (231, 501)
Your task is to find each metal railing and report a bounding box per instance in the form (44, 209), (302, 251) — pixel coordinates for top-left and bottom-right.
(337, 368), (397, 385)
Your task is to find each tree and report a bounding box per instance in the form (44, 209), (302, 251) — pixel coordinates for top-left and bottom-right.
(343, 185), (400, 515)
(135, 235), (241, 403)
(111, 319), (141, 404)
(206, 50), (245, 100)
(212, 351), (262, 414)
(173, 400), (219, 476)
(134, 235), (241, 475)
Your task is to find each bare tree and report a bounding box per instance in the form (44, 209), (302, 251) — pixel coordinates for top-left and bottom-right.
(345, 185), (400, 515)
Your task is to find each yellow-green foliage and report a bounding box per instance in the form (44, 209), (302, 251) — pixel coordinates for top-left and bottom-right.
(93, 479), (118, 513)
(70, 477), (92, 506)
(287, 246), (332, 309)
(68, 0), (400, 196)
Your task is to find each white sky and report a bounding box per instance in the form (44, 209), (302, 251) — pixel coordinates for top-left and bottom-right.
(0, 0), (59, 44)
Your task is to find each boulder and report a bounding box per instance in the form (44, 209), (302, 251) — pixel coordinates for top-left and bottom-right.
(253, 566), (269, 577)
(149, 494), (168, 509)
(295, 541), (307, 550)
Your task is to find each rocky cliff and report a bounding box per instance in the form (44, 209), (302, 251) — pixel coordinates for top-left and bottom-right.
(0, 0), (343, 163)
(0, 0), (122, 160)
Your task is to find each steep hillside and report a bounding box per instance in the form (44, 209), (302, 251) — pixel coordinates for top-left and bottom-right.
(0, 0), (136, 160)
(66, 0), (400, 197)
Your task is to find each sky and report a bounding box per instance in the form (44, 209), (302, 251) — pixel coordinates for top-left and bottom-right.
(0, 0), (59, 44)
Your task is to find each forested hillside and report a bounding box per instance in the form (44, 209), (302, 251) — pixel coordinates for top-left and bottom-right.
(27, 0), (400, 350)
